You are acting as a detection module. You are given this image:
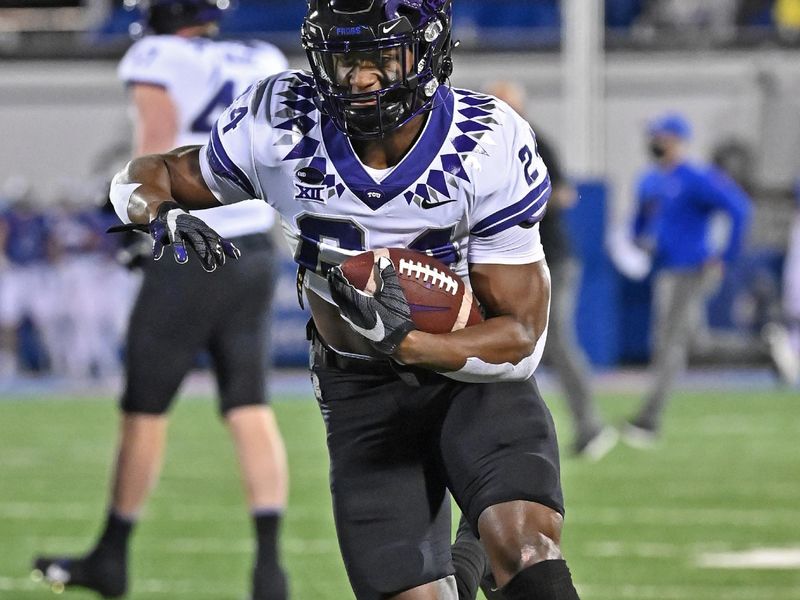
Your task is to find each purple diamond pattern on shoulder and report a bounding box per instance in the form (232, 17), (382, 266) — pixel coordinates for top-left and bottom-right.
(404, 89), (500, 209)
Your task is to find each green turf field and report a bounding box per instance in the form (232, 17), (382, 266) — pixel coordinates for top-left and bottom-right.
(1, 387), (799, 599)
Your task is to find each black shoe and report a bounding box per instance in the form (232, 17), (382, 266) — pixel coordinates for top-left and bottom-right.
(32, 551), (127, 598)
(250, 563), (287, 600)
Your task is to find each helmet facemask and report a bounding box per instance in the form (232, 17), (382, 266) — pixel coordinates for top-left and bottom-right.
(303, 0), (453, 139)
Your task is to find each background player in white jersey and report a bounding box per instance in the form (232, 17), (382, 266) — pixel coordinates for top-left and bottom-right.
(33, 2), (289, 598)
(105, 0), (582, 598)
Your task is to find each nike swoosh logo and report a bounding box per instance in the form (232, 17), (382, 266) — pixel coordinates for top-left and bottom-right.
(420, 198), (457, 209)
(382, 21), (402, 34)
(347, 313), (386, 342)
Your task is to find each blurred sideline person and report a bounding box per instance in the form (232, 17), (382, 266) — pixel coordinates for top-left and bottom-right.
(768, 181), (800, 384)
(687, 141), (800, 385)
(39, 186), (130, 379)
(32, 2), (290, 598)
(0, 182), (50, 376)
(623, 112), (752, 446)
(484, 80), (617, 461)
(104, 0), (584, 598)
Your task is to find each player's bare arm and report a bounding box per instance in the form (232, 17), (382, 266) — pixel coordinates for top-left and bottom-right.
(394, 259), (550, 371)
(116, 146), (219, 224)
(112, 146), (237, 272)
(131, 84), (179, 156)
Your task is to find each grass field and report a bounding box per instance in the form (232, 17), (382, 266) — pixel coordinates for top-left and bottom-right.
(1, 384), (799, 599)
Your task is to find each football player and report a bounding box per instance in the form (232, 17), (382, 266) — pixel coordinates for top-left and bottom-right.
(106, 0), (581, 598)
(32, 2), (290, 598)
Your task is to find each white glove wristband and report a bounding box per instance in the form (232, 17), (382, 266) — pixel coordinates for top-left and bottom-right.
(109, 172), (141, 225)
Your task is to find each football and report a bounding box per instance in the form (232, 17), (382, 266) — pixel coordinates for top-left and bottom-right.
(339, 248), (483, 334)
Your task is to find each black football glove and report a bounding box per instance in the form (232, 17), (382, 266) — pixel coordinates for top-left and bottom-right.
(327, 256), (416, 355)
(107, 201), (240, 272)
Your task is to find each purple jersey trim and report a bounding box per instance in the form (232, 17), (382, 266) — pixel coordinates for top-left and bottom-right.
(470, 176), (551, 238)
(320, 86), (454, 211)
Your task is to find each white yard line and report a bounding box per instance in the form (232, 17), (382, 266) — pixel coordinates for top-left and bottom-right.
(0, 576), (37, 592)
(569, 506), (800, 527)
(155, 537), (337, 555)
(582, 541), (685, 559)
(0, 500), (326, 522)
(0, 502), (95, 520)
(31, 535), (338, 556)
(578, 583), (799, 599)
(580, 540), (800, 571)
(5, 501), (797, 529)
(697, 547), (800, 569)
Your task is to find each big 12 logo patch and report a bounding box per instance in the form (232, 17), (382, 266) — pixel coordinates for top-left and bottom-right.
(295, 166), (326, 203)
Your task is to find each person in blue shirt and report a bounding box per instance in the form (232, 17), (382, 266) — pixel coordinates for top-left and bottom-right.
(0, 191), (51, 376)
(623, 112), (753, 446)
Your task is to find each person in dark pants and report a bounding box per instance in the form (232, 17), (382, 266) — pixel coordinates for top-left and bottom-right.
(486, 80), (617, 461)
(623, 112), (752, 447)
(32, 2), (289, 598)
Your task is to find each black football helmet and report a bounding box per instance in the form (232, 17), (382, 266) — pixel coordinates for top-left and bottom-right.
(126, 0), (228, 36)
(302, 0), (454, 139)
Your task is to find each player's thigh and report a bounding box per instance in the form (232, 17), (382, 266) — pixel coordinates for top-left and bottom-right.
(208, 245), (275, 414)
(122, 260), (215, 414)
(312, 366), (454, 600)
(657, 271), (705, 347)
(439, 378), (564, 533)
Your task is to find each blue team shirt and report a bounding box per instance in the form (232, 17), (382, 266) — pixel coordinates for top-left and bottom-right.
(1, 209), (50, 266)
(633, 161), (752, 270)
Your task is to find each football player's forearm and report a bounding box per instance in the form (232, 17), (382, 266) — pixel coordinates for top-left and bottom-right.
(120, 155), (176, 224)
(394, 315), (539, 372)
(113, 148), (218, 224)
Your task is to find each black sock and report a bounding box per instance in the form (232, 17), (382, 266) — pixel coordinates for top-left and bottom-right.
(93, 511), (135, 557)
(451, 515), (487, 600)
(501, 560), (580, 600)
(252, 512), (287, 600)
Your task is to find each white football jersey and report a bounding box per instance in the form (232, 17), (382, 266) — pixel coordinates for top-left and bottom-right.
(198, 71), (550, 302)
(118, 35), (288, 237)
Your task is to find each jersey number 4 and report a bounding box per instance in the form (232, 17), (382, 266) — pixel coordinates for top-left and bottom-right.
(191, 80), (235, 134)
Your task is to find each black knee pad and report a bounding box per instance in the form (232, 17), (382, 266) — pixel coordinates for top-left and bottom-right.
(502, 559), (579, 600)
